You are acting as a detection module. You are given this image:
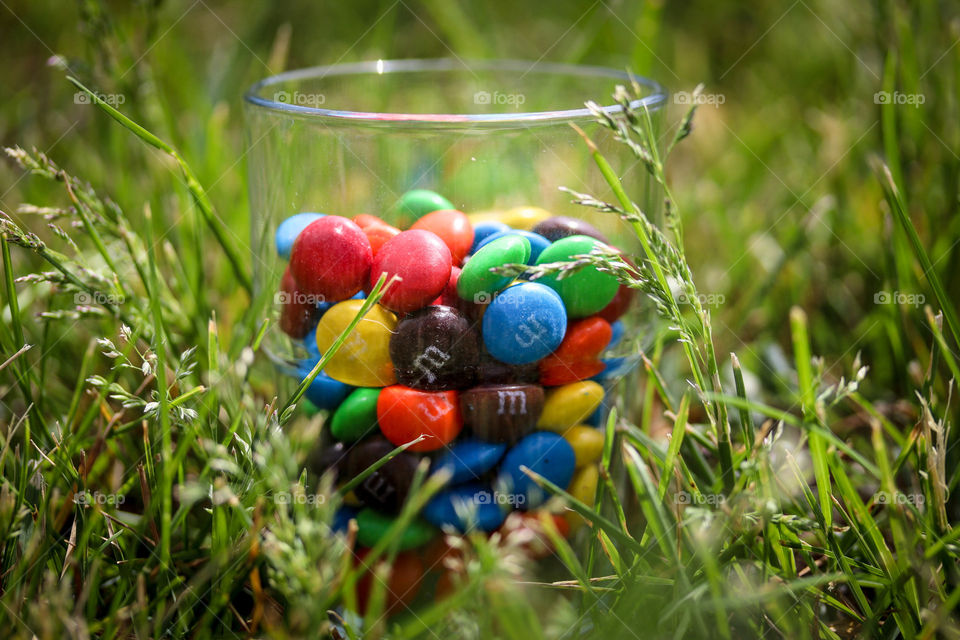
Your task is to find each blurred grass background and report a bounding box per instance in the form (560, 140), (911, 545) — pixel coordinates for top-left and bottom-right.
(3, 0), (955, 404)
(2, 1), (959, 637)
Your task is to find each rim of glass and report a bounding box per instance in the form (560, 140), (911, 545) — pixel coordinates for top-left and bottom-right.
(244, 58), (667, 128)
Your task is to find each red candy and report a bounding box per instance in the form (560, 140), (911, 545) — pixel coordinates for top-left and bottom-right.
(370, 230), (452, 313)
(278, 267), (318, 338)
(354, 213), (401, 256)
(431, 266), (462, 307)
(538, 316), (612, 386)
(289, 216), (372, 302)
(354, 548), (424, 616)
(598, 249), (635, 322)
(377, 385), (462, 452)
(410, 209), (474, 265)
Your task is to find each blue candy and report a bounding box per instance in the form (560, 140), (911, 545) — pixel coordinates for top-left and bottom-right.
(497, 431), (575, 510)
(315, 290), (365, 319)
(297, 359), (352, 410)
(302, 328), (321, 359)
(608, 320), (625, 350)
(482, 283), (566, 365)
(332, 506), (359, 534)
(476, 230), (551, 264)
(432, 440), (507, 485)
(592, 355), (640, 384)
(423, 484), (507, 532)
(275, 212), (325, 259)
(469, 221), (511, 253)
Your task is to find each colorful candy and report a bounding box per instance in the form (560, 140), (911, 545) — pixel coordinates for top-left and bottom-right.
(482, 283), (566, 364)
(371, 230), (452, 313)
(354, 213), (401, 256)
(470, 221), (511, 253)
(275, 212), (324, 259)
(456, 234), (530, 302)
(432, 440), (507, 484)
(290, 216), (372, 302)
(475, 229), (551, 263)
(355, 508), (435, 549)
(298, 361), (352, 410)
(389, 305), (479, 390)
(273, 190), (640, 558)
(564, 464), (600, 530)
(532, 215), (608, 243)
(279, 267), (319, 338)
(538, 316), (612, 386)
(330, 388), (381, 442)
(411, 209), (475, 265)
(346, 436), (418, 513)
(377, 386), (462, 452)
(497, 431), (576, 509)
(538, 381), (605, 432)
(314, 299), (398, 387)
(423, 485), (507, 532)
(534, 235), (619, 318)
(562, 425), (605, 468)
(354, 548), (425, 616)
(395, 189), (455, 225)
(460, 383), (544, 444)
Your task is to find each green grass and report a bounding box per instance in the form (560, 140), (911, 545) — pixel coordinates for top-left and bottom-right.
(1, 1), (959, 638)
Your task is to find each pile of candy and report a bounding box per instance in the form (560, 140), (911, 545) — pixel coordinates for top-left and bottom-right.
(275, 189), (636, 611)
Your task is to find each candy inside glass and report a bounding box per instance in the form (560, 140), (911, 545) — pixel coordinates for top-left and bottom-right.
(245, 59), (665, 611)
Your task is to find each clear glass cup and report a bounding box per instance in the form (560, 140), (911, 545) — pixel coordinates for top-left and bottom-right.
(245, 59), (665, 363)
(243, 58), (665, 599)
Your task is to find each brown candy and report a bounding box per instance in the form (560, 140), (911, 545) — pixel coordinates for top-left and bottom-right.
(531, 215), (609, 244)
(389, 305), (479, 390)
(345, 436), (419, 514)
(460, 383), (544, 444)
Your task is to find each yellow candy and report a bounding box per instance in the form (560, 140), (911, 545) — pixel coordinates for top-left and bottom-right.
(563, 425), (605, 468)
(467, 206), (552, 231)
(342, 490), (363, 507)
(564, 464), (600, 531)
(314, 300), (397, 387)
(537, 381), (604, 432)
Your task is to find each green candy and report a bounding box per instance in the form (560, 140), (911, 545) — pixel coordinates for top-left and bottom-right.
(355, 508), (436, 549)
(302, 399), (320, 416)
(535, 234), (619, 317)
(330, 388), (380, 442)
(394, 189), (454, 225)
(457, 235), (531, 303)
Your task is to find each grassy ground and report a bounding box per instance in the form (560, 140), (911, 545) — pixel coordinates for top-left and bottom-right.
(1, 1), (959, 638)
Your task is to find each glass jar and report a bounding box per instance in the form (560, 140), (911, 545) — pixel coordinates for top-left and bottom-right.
(244, 58), (665, 610)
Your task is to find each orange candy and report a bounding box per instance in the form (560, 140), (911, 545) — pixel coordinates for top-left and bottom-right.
(353, 213), (401, 256)
(539, 316), (612, 386)
(354, 548), (424, 616)
(410, 209), (474, 265)
(377, 386), (462, 452)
